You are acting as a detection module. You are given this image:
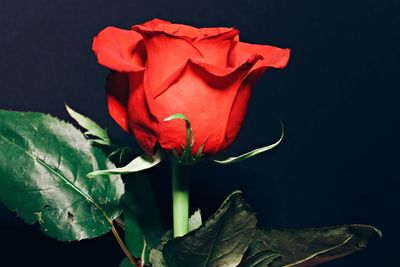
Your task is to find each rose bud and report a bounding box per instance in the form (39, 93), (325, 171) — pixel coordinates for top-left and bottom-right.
(92, 18), (290, 157)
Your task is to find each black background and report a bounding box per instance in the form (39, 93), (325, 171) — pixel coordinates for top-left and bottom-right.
(1, 0), (399, 266)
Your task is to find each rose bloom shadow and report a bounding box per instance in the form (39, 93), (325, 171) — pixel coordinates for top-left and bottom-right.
(92, 18), (290, 156)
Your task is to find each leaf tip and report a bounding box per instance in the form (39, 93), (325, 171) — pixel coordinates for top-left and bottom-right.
(350, 224), (383, 238)
(224, 190), (244, 203)
(163, 113), (189, 123)
(375, 228), (383, 238)
(65, 103), (74, 115)
(85, 172), (97, 179)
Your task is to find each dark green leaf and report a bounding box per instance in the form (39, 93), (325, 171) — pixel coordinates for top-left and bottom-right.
(213, 123), (284, 165)
(65, 104), (111, 146)
(163, 191), (257, 267)
(238, 251), (280, 267)
(152, 209), (204, 253)
(124, 173), (163, 265)
(248, 224), (381, 267)
(86, 151), (163, 178)
(125, 211), (146, 258)
(0, 110), (124, 241)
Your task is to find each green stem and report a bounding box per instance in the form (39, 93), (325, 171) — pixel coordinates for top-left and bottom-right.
(171, 161), (190, 237)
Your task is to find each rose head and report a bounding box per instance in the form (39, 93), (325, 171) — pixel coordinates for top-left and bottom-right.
(92, 18), (290, 156)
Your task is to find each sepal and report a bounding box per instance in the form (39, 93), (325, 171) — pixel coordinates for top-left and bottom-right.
(164, 113), (206, 165)
(214, 122), (284, 164)
(86, 150), (163, 178)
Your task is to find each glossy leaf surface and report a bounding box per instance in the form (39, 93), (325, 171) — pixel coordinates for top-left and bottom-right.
(163, 191), (257, 267)
(238, 251), (280, 267)
(247, 224), (381, 266)
(0, 110), (124, 241)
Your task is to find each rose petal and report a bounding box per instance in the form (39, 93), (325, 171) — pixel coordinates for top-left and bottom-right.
(107, 72), (159, 155)
(106, 72), (130, 132)
(134, 20), (235, 41)
(141, 18), (171, 28)
(189, 55), (262, 78)
(193, 28), (239, 67)
(134, 22), (200, 40)
(92, 26), (145, 72)
(230, 41), (290, 73)
(222, 70), (264, 149)
(126, 73), (159, 155)
(132, 22), (241, 98)
(222, 42), (290, 148)
(146, 59), (255, 155)
(198, 27), (232, 37)
(132, 28), (203, 98)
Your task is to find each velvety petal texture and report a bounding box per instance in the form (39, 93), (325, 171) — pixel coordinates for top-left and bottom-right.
(93, 18), (290, 156)
(92, 27), (145, 72)
(106, 72), (159, 155)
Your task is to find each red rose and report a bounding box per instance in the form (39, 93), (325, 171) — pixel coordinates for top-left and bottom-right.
(92, 18), (290, 156)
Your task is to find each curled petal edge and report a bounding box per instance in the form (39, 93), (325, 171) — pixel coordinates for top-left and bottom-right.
(92, 26), (146, 73)
(151, 54), (264, 99)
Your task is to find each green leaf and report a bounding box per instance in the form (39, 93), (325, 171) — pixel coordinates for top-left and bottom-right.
(238, 251), (280, 267)
(163, 191), (257, 267)
(124, 173), (164, 265)
(150, 209), (205, 252)
(66, 105), (145, 162)
(0, 110), (124, 241)
(125, 212), (146, 259)
(86, 151), (163, 178)
(247, 224), (381, 267)
(213, 123), (284, 165)
(65, 104), (111, 146)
